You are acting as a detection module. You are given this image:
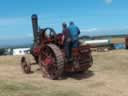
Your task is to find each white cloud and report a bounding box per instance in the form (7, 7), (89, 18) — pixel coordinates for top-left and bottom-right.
(104, 0), (112, 5)
(0, 17), (29, 26)
(81, 28), (97, 32)
(0, 34), (33, 40)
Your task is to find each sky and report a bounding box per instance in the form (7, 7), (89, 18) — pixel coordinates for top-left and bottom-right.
(0, 0), (128, 47)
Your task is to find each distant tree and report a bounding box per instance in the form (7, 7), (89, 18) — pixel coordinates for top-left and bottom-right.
(0, 49), (5, 55)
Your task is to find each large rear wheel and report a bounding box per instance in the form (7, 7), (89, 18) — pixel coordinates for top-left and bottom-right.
(39, 44), (64, 80)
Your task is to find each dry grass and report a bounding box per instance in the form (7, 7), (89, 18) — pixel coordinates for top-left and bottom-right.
(1, 50), (128, 96)
(111, 37), (125, 44)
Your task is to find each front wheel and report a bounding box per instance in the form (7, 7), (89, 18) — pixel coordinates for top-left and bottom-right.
(20, 56), (31, 74)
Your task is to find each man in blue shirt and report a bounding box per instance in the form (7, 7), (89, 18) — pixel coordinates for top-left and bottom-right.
(68, 22), (80, 48)
(68, 22), (80, 68)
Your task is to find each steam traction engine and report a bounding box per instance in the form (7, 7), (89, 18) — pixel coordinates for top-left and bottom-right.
(21, 14), (93, 80)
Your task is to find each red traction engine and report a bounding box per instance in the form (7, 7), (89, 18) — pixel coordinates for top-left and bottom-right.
(20, 14), (93, 80)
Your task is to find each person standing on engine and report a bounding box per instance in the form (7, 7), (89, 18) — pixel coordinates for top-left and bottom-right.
(68, 22), (80, 68)
(68, 21), (80, 48)
(62, 22), (72, 61)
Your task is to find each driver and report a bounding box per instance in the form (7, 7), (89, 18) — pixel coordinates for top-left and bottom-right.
(62, 22), (72, 61)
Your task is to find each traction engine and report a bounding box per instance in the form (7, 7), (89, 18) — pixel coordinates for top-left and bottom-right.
(20, 14), (93, 80)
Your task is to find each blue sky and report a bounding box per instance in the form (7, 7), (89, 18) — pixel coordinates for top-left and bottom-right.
(0, 0), (128, 47)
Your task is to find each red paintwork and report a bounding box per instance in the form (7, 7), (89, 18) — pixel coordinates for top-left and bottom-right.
(44, 57), (54, 65)
(33, 47), (40, 56)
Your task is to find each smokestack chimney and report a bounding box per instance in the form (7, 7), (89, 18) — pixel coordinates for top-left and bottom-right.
(31, 14), (38, 42)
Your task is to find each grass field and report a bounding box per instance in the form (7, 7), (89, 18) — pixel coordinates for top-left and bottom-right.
(0, 50), (128, 96)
